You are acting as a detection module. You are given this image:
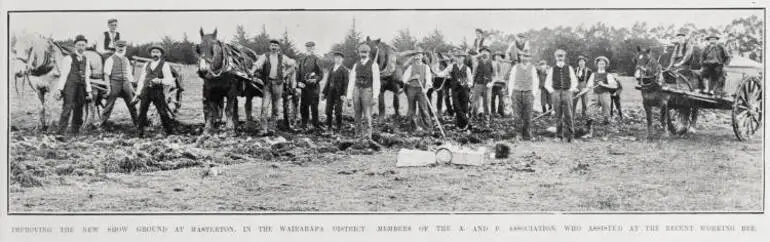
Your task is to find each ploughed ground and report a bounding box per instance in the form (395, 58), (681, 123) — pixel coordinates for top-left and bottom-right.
(8, 68), (763, 212)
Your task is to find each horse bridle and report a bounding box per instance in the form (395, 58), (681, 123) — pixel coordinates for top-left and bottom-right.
(200, 40), (229, 78)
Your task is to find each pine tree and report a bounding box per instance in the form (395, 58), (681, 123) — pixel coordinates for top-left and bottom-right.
(231, 25), (254, 48)
(252, 24), (272, 54)
(280, 28), (299, 59)
(391, 28), (417, 52)
(330, 18), (362, 67)
(418, 29), (452, 53)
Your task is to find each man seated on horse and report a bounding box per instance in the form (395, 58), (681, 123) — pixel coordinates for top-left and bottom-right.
(401, 47), (433, 133)
(101, 18), (120, 59)
(298, 41), (324, 130)
(100, 40), (138, 127)
(667, 32), (696, 84)
(700, 34), (731, 95)
(55, 34), (95, 136)
(134, 44), (176, 136)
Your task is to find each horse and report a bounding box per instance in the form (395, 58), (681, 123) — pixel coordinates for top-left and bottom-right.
(634, 46), (698, 141)
(11, 33), (106, 130)
(196, 28), (242, 134)
(361, 37), (405, 120)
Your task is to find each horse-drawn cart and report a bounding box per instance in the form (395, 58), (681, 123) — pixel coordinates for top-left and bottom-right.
(657, 57), (763, 141)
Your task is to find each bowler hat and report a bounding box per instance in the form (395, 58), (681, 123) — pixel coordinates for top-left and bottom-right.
(676, 32), (688, 37)
(148, 44), (165, 54)
(115, 40), (128, 47)
(74, 34), (88, 44)
(331, 51), (344, 57)
(305, 41), (316, 47)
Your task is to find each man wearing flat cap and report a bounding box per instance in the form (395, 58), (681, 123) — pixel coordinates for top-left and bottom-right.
(322, 51), (349, 132)
(253, 39), (295, 132)
(55, 34), (94, 136)
(101, 40), (138, 127)
(346, 44), (381, 140)
(103, 18), (120, 54)
(298, 41), (324, 130)
(401, 47), (433, 132)
(471, 47), (496, 124)
(544, 49), (579, 142)
(135, 44), (176, 136)
(701, 34), (730, 95)
(435, 51), (474, 130)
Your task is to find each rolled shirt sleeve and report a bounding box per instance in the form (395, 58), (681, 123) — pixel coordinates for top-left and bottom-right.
(135, 62), (149, 95)
(160, 62), (175, 86)
(530, 66), (539, 92)
(346, 63), (357, 99)
(103, 57), (114, 81)
(401, 66), (412, 85)
(544, 68), (554, 93)
(57, 56), (72, 91)
(372, 62), (381, 97)
(507, 65), (518, 97)
(85, 57), (92, 93)
(424, 65), (432, 90)
(568, 66), (578, 91)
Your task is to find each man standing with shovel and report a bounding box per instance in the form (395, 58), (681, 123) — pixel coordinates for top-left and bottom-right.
(401, 48), (434, 133)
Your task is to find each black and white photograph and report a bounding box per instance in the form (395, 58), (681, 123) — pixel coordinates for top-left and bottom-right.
(6, 7), (764, 214)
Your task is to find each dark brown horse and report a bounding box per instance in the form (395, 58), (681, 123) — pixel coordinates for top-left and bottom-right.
(361, 37), (405, 120)
(196, 28), (241, 134)
(634, 46), (698, 141)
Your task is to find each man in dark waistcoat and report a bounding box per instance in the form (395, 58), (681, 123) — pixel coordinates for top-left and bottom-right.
(298, 41), (324, 130)
(436, 51), (473, 131)
(345, 44), (381, 140)
(135, 44), (175, 136)
(426, 55), (454, 117)
(573, 55), (592, 117)
(100, 40), (138, 127)
(254, 39), (293, 132)
(102, 18), (120, 56)
(322, 51), (349, 132)
(700, 35), (730, 95)
(543, 49), (579, 142)
(55, 34), (94, 136)
(471, 47), (495, 123)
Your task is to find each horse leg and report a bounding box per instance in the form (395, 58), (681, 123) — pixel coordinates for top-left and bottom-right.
(38, 90), (48, 131)
(688, 107), (698, 134)
(377, 89), (386, 121)
(392, 89), (401, 118)
(643, 101), (654, 142)
(245, 95), (254, 122)
(224, 92), (238, 133)
(660, 102), (670, 139)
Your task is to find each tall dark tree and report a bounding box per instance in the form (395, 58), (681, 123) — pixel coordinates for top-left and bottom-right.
(279, 28), (299, 59)
(252, 24), (272, 54)
(418, 28), (453, 53)
(330, 18), (363, 68)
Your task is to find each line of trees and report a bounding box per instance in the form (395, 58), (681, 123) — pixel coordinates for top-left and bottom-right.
(44, 15), (762, 75)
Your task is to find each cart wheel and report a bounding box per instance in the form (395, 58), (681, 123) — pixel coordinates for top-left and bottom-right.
(667, 107), (691, 135)
(732, 76), (763, 141)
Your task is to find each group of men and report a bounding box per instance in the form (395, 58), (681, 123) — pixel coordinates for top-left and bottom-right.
(56, 18), (177, 137)
(55, 20), (732, 142)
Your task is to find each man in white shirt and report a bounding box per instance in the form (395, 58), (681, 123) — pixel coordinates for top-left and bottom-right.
(434, 52), (474, 130)
(401, 48), (433, 132)
(55, 34), (93, 136)
(252, 39), (296, 132)
(345, 44), (381, 140)
(101, 18), (120, 57)
(100, 40), (138, 126)
(543, 49), (579, 142)
(507, 52), (539, 140)
(135, 44), (176, 136)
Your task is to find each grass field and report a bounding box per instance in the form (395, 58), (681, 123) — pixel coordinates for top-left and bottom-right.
(8, 66), (764, 212)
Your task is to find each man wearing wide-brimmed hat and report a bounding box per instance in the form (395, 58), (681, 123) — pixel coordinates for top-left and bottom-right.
(346, 44), (381, 140)
(573, 55), (592, 117)
(101, 40), (138, 127)
(401, 47), (433, 132)
(490, 51), (511, 118)
(586, 56), (619, 124)
(55, 34), (94, 136)
(298, 41), (324, 130)
(700, 34), (731, 95)
(135, 44), (176, 136)
(507, 51), (539, 140)
(322, 51), (349, 132)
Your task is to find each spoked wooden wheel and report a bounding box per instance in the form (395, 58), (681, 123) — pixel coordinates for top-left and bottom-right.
(667, 106), (692, 135)
(732, 76), (763, 141)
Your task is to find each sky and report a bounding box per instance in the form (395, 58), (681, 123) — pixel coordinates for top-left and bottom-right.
(9, 9), (762, 53)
